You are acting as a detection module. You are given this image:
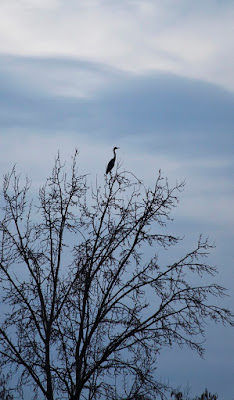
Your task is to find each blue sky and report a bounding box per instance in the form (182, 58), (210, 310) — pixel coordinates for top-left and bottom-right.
(0, 1), (234, 398)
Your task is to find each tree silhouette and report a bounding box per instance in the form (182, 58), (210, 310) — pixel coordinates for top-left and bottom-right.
(171, 391), (183, 400)
(0, 151), (233, 400)
(194, 388), (218, 400)
(171, 388), (218, 400)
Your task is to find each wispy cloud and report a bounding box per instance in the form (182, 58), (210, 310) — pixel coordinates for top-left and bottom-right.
(0, 1), (233, 89)
(1, 55), (233, 162)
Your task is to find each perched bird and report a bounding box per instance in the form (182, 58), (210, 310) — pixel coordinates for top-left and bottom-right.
(106, 147), (119, 174)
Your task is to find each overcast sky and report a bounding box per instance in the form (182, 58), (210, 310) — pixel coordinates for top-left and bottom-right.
(0, 1), (234, 399)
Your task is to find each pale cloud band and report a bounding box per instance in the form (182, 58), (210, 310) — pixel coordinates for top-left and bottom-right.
(0, 0), (234, 90)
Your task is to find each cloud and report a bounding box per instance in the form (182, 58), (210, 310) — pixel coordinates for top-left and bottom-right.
(0, 1), (233, 89)
(0, 53), (123, 98)
(1, 55), (233, 161)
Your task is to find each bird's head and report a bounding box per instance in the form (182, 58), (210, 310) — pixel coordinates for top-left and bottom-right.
(113, 146), (119, 150)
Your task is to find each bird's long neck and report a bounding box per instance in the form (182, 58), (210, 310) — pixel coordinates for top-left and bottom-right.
(113, 148), (116, 159)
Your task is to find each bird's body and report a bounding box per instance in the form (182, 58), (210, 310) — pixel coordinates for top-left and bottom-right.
(106, 147), (119, 174)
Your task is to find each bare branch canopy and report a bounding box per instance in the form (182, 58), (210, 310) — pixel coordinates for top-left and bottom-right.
(0, 151), (233, 400)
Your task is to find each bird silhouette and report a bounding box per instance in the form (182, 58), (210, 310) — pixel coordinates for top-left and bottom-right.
(106, 147), (119, 174)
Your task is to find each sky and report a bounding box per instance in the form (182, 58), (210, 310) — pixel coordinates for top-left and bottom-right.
(0, 0), (234, 398)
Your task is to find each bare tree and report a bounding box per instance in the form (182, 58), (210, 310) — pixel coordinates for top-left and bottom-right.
(170, 388), (218, 400)
(171, 391), (183, 400)
(0, 151), (233, 400)
(194, 389), (218, 400)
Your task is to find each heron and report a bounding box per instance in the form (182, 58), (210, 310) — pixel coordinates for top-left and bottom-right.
(106, 147), (119, 174)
